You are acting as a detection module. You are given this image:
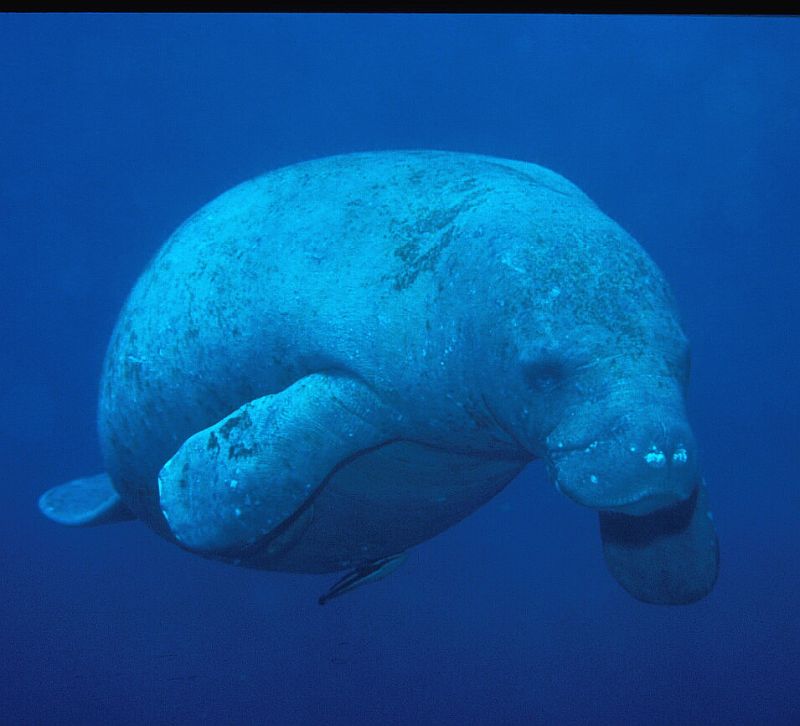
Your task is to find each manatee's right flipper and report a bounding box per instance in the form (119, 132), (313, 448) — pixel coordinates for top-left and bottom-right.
(38, 472), (135, 527)
(318, 553), (408, 605)
(599, 479), (719, 605)
(158, 372), (391, 555)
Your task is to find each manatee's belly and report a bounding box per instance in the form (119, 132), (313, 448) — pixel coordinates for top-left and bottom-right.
(245, 440), (526, 574)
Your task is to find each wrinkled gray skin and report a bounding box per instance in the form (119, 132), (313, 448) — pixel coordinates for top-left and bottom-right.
(48, 151), (719, 604)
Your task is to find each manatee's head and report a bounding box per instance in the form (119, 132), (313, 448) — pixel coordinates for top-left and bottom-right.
(485, 205), (719, 604)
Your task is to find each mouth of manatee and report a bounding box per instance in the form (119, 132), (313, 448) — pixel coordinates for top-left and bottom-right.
(544, 423), (699, 516)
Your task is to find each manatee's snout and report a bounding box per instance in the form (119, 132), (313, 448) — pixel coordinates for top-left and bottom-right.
(546, 419), (699, 515)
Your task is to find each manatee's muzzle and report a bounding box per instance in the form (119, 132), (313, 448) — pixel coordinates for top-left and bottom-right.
(546, 421), (699, 515)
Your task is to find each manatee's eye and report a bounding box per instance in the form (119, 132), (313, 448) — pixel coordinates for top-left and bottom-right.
(682, 344), (691, 378)
(670, 340), (692, 386)
(522, 353), (569, 393)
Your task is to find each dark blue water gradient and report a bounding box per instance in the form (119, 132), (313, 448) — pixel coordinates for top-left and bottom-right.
(1, 14), (798, 725)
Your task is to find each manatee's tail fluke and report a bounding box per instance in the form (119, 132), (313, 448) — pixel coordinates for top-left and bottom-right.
(599, 478), (719, 605)
(38, 472), (136, 527)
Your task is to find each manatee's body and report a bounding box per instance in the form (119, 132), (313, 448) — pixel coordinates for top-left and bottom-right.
(40, 151), (719, 604)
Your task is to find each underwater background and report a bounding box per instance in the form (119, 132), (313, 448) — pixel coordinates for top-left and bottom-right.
(2, 14), (798, 725)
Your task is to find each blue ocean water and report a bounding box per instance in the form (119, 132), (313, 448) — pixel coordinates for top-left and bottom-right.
(2, 14), (798, 725)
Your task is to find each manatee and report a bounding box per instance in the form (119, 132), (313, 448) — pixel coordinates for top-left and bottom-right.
(38, 151), (719, 604)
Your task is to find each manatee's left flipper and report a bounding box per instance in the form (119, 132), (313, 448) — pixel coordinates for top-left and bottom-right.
(158, 372), (392, 554)
(319, 552), (407, 605)
(599, 479), (719, 605)
(38, 472), (135, 526)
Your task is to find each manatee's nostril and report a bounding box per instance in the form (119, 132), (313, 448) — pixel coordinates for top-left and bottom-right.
(671, 446), (689, 465)
(642, 443), (691, 469)
(643, 446), (667, 469)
